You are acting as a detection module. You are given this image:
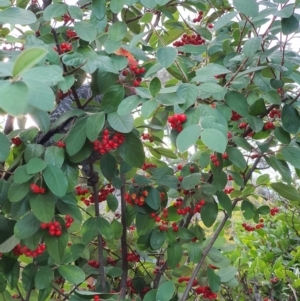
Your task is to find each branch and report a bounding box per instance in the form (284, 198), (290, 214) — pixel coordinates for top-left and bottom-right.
(4, 115), (15, 135)
(119, 173), (128, 299)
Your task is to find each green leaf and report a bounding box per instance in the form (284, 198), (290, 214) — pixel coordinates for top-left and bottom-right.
(0, 7), (36, 25)
(214, 11), (238, 31)
(281, 104), (300, 134)
(8, 183), (30, 203)
(0, 235), (19, 253)
(43, 164), (68, 197)
(177, 83), (198, 110)
(0, 81), (29, 116)
(44, 230), (68, 264)
(150, 228), (167, 250)
(58, 265), (85, 285)
(117, 95), (141, 116)
(22, 66), (63, 83)
(200, 201), (218, 227)
(63, 244), (86, 264)
(225, 91), (248, 117)
(29, 193), (56, 223)
(43, 3), (68, 21)
(13, 47), (47, 78)
(118, 132), (145, 167)
(92, 0), (106, 20)
(241, 200), (256, 219)
(81, 217), (98, 244)
(216, 191), (232, 217)
(271, 182), (300, 201)
(44, 146), (65, 168)
(0, 132), (10, 161)
(194, 64), (231, 83)
(14, 213), (40, 239)
(201, 129), (227, 153)
(65, 118), (87, 157)
(149, 77), (162, 98)
(22, 263), (37, 292)
(100, 153), (117, 181)
(24, 144), (44, 162)
(256, 174), (270, 185)
(155, 147), (177, 159)
(281, 15), (299, 35)
(74, 21), (97, 42)
(176, 124), (201, 153)
(35, 266), (53, 290)
(145, 187), (161, 210)
(182, 173), (202, 190)
(26, 158), (47, 174)
(141, 99), (159, 118)
(107, 194), (119, 212)
(233, 0), (258, 17)
(217, 266), (238, 282)
(198, 82), (227, 101)
(107, 112), (134, 133)
(85, 113), (105, 141)
(226, 146), (247, 170)
(274, 127), (291, 144)
(57, 195), (82, 223)
(157, 47), (178, 68)
(110, 0), (124, 13)
(29, 109), (50, 133)
(100, 85), (125, 113)
(282, 146), (300, 169)
(14, 166), (34, 184)
(97, 217), (114, 240)
(207, 267), (221, 292)
(156, 280), (175, 301)
(108, 21), (127, 41)
(247, 115), (264, 132)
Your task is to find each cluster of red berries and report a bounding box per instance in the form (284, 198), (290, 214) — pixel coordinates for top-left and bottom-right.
(92, 129), (125, 155)
(227, 132), (232, 139)
(171, 222), (179, 232)
(40, 221), (62, 236)
(54, 42), (72, 53)
(224, 187), (234, 194)
(11, 137), (22, 146)
(194, 286), (217, 299)
(270, 207), (279, 216)
(167, 114), (187, 132)
(30, 183), (45, 194)
(269, 108), (281, 118)
(56, 141), (65, 148)
(88, 259), (100, 268)
(141, 132), (154, 142)
(142, 162), (157, 170)
(13, 243), (46, 257)
(173, 33), (205, 47)
(127, 252), (140, 262)
(95, 184), (115, 202)
(66, 29), (77, 39)
(210, 154), (220, 167)
(93, 295), (100, 301)
(231, 111), (242, 121)
(238, 122), (248, 129)
(178, 276), (198, 286)
(222, 152), (228, 159)
(227, 174), (233, 181)
(122, 65), (145, 87)
(62, 14), (74, 23)
(242, 221), (264, 232)
(107, 256), (117, 266)
(75, 185), (89, 196)
(264, 121), (275, 130)
(125, 190), (149, 207)
(194, 199), (206, 213)
(65, 215), (74, 228)
(192, 11), (203, 23)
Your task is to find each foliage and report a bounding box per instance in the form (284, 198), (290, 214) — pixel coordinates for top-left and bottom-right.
(0, 0), (300, 301)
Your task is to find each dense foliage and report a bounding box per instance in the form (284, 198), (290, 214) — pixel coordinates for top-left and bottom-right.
(1, 0), (300, 300)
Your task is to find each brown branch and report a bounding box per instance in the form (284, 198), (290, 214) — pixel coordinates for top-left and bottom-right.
(4, 115), (15, 135)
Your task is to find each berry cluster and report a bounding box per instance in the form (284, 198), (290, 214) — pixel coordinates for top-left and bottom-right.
(269, 108), (281, 118)
(107, 256), (117, 266)
(264, 121), (275, 130)
(178, 276), (198, 286)
(65, 215), (74, 228)
(141, 132), (154, 142)
(75, 185), (89, 196)
(80, 184), (115, 206)
(238, 122), (247, 129)
(13, 243), (46, 257)
(210, 154), (220, 167)
(122, 65), (145, 87)
(127, 252), (140, 262)
(88, 259), (100, 268)
(93, 296), (100, 301)
(56, 141), (65, 148)
(40, 221), (62, 236)
(173, 33), (205, 47)
(167, 114), (187, 132)
(11, 137), (22, 146)
(194, 286), (217, 299)
(194, 199), (206, 213)
(171, 222), (179, 232)
(62, 14), (74, 24)
(224, 187), (234, 194)
(231, 111), (242, 121)
(66, 29), (77, 39)
(227, 174), (233, 181)
(222, 152), (228, 159)
(30, 183), (45, 194)
(227, 132), (232, 139)
(54, 42), (72, 53)
(142, 162), (157, 170)
(270, 207), (279, 216)
(242, 221), (264, 232)
(92, 130), (125, 155)
(192, 11), (203, 23)
(125, 190), (148, 207)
